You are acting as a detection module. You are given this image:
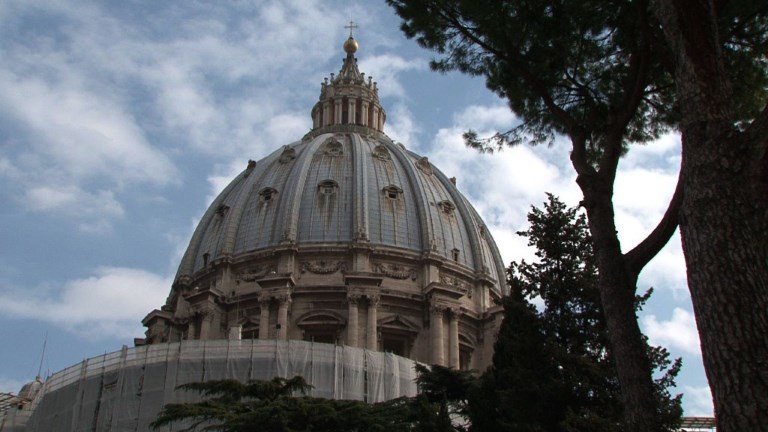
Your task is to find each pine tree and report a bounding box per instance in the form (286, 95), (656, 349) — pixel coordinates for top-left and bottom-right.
(472, 195), (681, 432)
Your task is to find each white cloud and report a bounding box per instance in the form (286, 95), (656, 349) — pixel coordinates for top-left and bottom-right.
(0, 267), (171, 340)
(386, 103), (421, 148)
(682, 385), (714, 416)
(454, 104), (516, 131)
(0, 72), (177, 186)
(21, 186), (125, 234)
(423, 104), (580, 264)
(359, 54), (425, 99)
(642, 307), (701, 356)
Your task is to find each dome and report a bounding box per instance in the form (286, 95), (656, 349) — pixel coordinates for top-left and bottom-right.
(174, 132), (506, 290)
(143, 34), (506, 371)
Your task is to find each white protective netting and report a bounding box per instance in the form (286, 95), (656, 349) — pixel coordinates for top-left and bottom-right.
(18, 340), (419, 432)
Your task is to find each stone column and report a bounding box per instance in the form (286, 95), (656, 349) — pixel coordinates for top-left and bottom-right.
(199, 317), (211, 340)
(448, 309), (460, 369)
(258, 296), (270, 339)
(187, 320), (197, 340)
(367, 295), (379, 351)
(347, 294), (360, 348)
(430, 304), (445, 366)
(361, 101), (369, 126)
(229, 325), (242, 340)
(277, 294), (292, 340)
(198, 307), (214, 340)
(349, 100), (357, 124)
(371, 106), (379, 131)
(334, 100), (342, 125)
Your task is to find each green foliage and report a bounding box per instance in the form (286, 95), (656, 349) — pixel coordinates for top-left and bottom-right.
(387, 0), (766, 150)
(473, 195), (681, 431)
(151, 376), (391, 432)
(412, 363), (476, 431)
(387, 0), (675, 153)
(151, 369), (481, 432)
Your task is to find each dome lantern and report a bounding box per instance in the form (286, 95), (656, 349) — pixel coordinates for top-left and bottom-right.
(310, 22), (385, 134)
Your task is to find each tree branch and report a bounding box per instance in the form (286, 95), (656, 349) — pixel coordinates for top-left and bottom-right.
(600, 0), (653, 179)
(431, 3), (579, 132)
(624, 167), (683, 277)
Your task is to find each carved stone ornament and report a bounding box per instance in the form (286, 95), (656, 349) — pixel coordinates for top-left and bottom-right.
(373, 145), (391, 161)
(236, 264), (277, 283)
(437, 200), (455, 215)
(417, 156), (433, 175)
(323, 138), (344, 156)
(440, 274), (470, 297)
(300, 260), (347, 274)
(374, 263), (417, 280)
(191, 304), (216, 319)
(367, 294), (380, 306)
(279, 147), (297, 164)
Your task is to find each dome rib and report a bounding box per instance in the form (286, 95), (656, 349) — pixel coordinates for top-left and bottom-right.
(221, 148), (284, 256)
(176, 166), (252, 282)
(382, 139), (432, 253)
(350, 133), (370, 242)
(278, 137), (327, 244)
(432, 168), (484, 272)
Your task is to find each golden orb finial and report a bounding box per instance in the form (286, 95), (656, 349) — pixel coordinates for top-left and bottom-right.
(343, 36), (358, 54)
(343, 20), (359, 53)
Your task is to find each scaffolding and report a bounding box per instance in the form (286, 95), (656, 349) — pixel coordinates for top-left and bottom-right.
(679, 416), (716, 431)
(7, 339), (418, 432)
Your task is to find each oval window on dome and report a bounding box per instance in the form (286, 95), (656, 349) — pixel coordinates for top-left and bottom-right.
(259, 187), (278, 202)
(382, 185), (403, 200)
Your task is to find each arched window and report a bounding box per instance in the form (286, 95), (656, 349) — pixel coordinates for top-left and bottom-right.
(296, 311), (346, 345)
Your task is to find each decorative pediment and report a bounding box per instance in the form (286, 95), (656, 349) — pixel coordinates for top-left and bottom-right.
(296, 310), (346, 328)
(378, 314), (419, 335)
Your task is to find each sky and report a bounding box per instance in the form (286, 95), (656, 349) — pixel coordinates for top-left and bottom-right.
(0, 0), (712, 416)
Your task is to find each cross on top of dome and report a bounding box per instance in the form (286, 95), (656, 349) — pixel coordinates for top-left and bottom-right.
(345, 20), (358, 37)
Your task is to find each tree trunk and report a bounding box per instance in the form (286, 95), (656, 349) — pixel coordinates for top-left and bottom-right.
(577, 174), (661, 432)
(679, 125), (768, 431)
(651, 0), (768, 430)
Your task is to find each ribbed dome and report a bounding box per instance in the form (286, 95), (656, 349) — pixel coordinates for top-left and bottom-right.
(175, 131), (507, 296)
(144, 33), (506, 371)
